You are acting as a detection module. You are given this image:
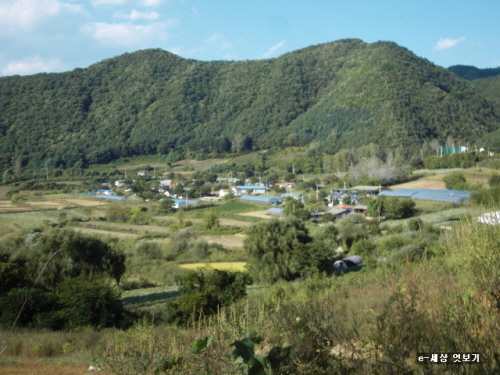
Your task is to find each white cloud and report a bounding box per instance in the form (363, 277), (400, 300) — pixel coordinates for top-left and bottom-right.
(207, 33), (231, 50)
(0, 0), (84, 31)
(83, 21), (173, 45)
(263, 40), (285, 58)
(434, 37), (466, 50)
(91, 0), (125, 5)
(114, 9), (160, 21)
(168, 47), (182, 55)
(141, 0), (164, 6)
(2, 55), (62, 76)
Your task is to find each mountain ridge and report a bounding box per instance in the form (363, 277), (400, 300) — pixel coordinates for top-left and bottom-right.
(0, 39), (499, 172)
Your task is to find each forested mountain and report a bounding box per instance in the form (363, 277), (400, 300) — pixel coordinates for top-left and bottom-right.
(473, 75), (500, 110)
(449, 64), (500, 81)
(1, 39), (499, 172)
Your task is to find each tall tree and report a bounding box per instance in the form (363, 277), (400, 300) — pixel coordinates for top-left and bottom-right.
(244, 218), (313, 283)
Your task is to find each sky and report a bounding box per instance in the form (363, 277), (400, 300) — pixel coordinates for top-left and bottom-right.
(1, 0), (500, 77)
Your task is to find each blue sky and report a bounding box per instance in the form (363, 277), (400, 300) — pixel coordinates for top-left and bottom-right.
(1, 0), (499, 76)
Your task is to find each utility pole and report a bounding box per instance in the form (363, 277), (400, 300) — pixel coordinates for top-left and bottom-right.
(44, 160), (49, 179)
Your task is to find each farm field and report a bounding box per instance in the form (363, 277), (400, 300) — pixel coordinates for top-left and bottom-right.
(0, 186), (11, 199)
(72, 226), (139, 238)
(178, 261), (247, 272)
(61, 198), (108, 207)
(82, 221), (170, 234)
(201, 234), (245, 248)
(0, 200), (26, 211)
(392, 167), (494, 190)
(238, 210), (272, 219)
(0, 210), (88, 230)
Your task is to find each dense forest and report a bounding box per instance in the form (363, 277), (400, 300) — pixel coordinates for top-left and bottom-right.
(1, 39), (500, 174)
(448, 64), (500, 81)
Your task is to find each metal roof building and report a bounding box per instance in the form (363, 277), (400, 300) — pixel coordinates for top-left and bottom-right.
(279, 193), (302, 200)
(267, 207), (285, 217)
(93, 195), (128, 202)
(240, 195), (281, 204)
(378, 189), (472, 203)
(173, 199), (200, 208)
(236, 185), (267, 190)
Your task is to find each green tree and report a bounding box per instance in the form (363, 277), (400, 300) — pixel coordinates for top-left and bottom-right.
(443, 171), (468, 190)
(172, 269), (252, 324)
(383, 197), (416, 220)
(56, 275), (130, 329)
(283, 197), (311, 221)
(202, 210), (220, 230)
(337, 214), (369, 249)
(244, 218), (313, 283)
(368, 196), (416, 220)
(15, 228), (126, 288)
(489, 172), (500, 187)
(157, 196), (176, 214)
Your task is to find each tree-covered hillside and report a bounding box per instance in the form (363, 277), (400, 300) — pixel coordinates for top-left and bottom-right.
(449, 64), (500, 81)
(1, 39), (499, 173)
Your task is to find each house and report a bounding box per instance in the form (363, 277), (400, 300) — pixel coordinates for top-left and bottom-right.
(353, 205), (368, 215)
(275, 182), (296, 189)
(236, 185), (267, 195)
(216, 177), (240, 184)
(219, 187), (243, 197)
(219, 189), (231, 197)
(325, 207), (351, 219)
(97, 189), (115, 196)
(137, 170), (150, 176)
(158, 185), (171, 193)
(172, 199), (200, 209)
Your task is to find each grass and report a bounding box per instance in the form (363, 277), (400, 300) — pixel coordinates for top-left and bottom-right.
(382, 205), (482, 228)
(0, 209), (87, 230)
(179, 262), (247, 272)
(122, 286), (180, 305)
(183, 201), (261, 216)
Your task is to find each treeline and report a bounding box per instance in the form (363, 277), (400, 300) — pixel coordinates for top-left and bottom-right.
(1, 39), (499, 175)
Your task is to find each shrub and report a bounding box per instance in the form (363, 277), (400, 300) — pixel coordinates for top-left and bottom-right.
(389, 244), (425, 264)
(244, 218), (313, 283)
(443, 171), (468, 190)
(350, 238), (377, 258)
(135, 240), (163, 259)
(56, 275), (132, 330)
(169, 269), (252, 324)
(489, 172), (500, 187)
(407, 217), (424, 231)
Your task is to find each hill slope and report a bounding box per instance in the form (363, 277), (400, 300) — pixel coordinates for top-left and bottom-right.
(1, 39), (499, 172)
(449, 64), (500, 81)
